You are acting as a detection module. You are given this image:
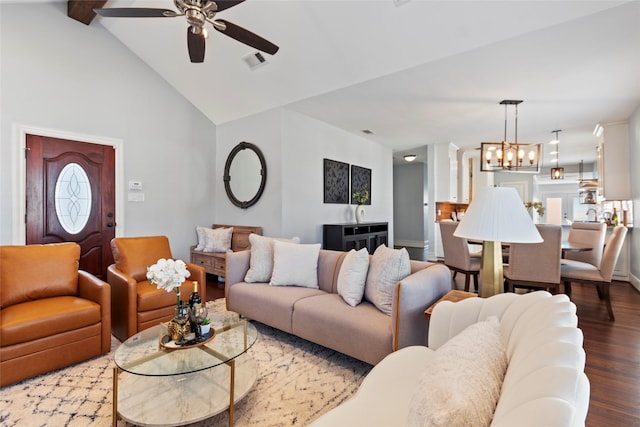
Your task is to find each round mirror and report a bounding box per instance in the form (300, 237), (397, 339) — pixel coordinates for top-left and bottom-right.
(223, 142), (267, 209)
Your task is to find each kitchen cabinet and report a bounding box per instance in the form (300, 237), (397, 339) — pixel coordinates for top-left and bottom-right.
(607, 226), (631, 281)
(600, 123), (630, 200)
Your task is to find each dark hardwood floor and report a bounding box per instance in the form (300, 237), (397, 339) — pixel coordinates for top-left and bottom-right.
(209, 252), (640, 426)
(205, 274), (225, 301)
(572, 281), (640, 426)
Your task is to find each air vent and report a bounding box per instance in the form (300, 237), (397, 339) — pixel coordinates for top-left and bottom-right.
(242, 51), (268, 70)
(393, 0), (411, 6)
(361, 129), (375, 135)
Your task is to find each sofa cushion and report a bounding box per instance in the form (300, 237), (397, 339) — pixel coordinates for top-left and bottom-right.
(292, 293), (393, 365)
(364, 245), (410, 315)
(244, 234), (301, 283)
(227, 282), (324, 333)
(270, 241), (321, 288)
(195, 226), (208, 251)
(111, 236), (173, 282)
(337, 248), (369, 307)
(137, 280), (182, 312)
(0, 243), (80, 309)
(0, 296), (101, 346)
(203, 227), (233, 253)
(309, 346), (436, 427)
(406, 316), (507, 427)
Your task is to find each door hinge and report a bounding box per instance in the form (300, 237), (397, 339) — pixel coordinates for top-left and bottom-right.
(25, 147), (30, 158)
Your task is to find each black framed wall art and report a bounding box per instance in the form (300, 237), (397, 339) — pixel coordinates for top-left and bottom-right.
(323, 159), (349, 204)
(351, 165), (371, 205)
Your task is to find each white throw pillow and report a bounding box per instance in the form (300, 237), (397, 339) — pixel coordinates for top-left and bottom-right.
(406, 316), (507, 427)
(364, 245), (410, 315)
(270, 241), (321, 288)
(195, 226), (208, 251)
(337, 248), (370, 307)
(244, 234), (301, 283)
(203, 227), (233, 253)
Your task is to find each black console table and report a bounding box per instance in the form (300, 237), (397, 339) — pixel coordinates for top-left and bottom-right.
(323, 222), (388, 253)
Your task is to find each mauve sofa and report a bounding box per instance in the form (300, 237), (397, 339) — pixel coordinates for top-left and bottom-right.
(225, 248), (451, 365)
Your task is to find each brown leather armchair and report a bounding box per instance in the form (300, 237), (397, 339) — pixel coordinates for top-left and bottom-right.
(108, 236), (206, 341)
(0, 242), (111, 387)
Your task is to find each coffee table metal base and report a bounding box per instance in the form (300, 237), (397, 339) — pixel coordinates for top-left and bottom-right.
(113, 353), (257, 426)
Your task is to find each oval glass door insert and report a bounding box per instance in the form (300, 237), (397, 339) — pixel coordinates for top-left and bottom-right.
(55, 162), (92, 234)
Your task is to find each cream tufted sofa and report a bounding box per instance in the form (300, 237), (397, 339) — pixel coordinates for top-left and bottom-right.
(311, 291), (590, 427)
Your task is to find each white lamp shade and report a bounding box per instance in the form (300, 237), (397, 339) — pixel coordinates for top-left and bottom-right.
(454, 187), (542, 243)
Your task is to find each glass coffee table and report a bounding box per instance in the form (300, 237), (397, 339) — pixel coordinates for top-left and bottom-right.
(113, 310), (258, 427)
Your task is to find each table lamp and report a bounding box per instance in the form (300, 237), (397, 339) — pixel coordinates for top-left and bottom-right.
(454, 186), (542, 297)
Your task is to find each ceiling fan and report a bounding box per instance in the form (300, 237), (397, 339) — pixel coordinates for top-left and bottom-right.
(94, 0), (279, 63)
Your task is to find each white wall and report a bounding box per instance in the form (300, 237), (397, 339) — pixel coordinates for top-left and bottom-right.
(432, 143), (457, 202)
(460, 150), (494, 203)
(214, 109), (283, 235)
(628, 105), (640, 290)
(215, 109), (394, 245)
(0, 2), (217, 260)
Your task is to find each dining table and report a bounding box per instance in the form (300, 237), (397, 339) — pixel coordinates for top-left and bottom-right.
(467, 239), (595, 259)
(561, 241), (594, 257)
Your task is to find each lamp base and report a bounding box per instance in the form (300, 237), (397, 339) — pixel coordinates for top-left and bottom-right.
(480, 241), (504, 298)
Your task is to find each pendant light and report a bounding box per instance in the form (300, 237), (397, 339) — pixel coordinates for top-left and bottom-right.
(480, 100), (541, 173)
(550, 129), (564, 180)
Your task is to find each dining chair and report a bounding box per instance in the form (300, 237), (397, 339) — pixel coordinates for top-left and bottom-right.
(561, 225), (628, 321)
(439, 221), (481, 293)
(504, 224), (562, 294)
(564, 222), (606, 268)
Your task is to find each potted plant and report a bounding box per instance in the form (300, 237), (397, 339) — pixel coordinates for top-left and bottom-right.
(200, 317), (211, 335)
(352, 185), (369, 224)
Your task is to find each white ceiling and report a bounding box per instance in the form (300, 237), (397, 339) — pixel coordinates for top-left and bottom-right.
(85, 1), (640, 166)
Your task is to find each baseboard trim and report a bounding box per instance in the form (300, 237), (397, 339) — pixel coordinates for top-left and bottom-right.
(394, 239), (427, 248)
(629, 272), (640, 293)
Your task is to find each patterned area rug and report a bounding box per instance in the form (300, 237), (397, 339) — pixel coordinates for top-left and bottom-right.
(0, 299), (372, 426)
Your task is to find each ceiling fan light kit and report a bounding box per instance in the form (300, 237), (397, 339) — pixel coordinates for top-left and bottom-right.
(94, 0), (279, 63)
(480, 100), (542, 174)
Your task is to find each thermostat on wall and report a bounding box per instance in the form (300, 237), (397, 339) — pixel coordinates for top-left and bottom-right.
(129, 180), (143, 191)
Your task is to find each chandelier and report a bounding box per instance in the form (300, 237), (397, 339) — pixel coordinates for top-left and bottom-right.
(550, 129), (564, 180)
(480, 100), (541, 173)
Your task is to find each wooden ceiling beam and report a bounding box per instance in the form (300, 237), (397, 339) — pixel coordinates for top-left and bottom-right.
(68, 1), (108, 25)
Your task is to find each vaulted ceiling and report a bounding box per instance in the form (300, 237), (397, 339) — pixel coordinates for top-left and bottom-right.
(71, 0), (640, 166)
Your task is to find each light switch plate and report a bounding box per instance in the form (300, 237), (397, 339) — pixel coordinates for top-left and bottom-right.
(128, 193), (144, 202)
(129, 180), (143, 191)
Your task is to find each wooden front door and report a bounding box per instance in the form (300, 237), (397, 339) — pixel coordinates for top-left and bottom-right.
(25, 134), (116, 279)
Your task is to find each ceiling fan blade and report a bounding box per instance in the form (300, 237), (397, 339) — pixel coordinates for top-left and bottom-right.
(213, 19), (279, 55)
(213, 1), (247, 12)
(187, 27), (206, 63)
(94, 8), (177, 18)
